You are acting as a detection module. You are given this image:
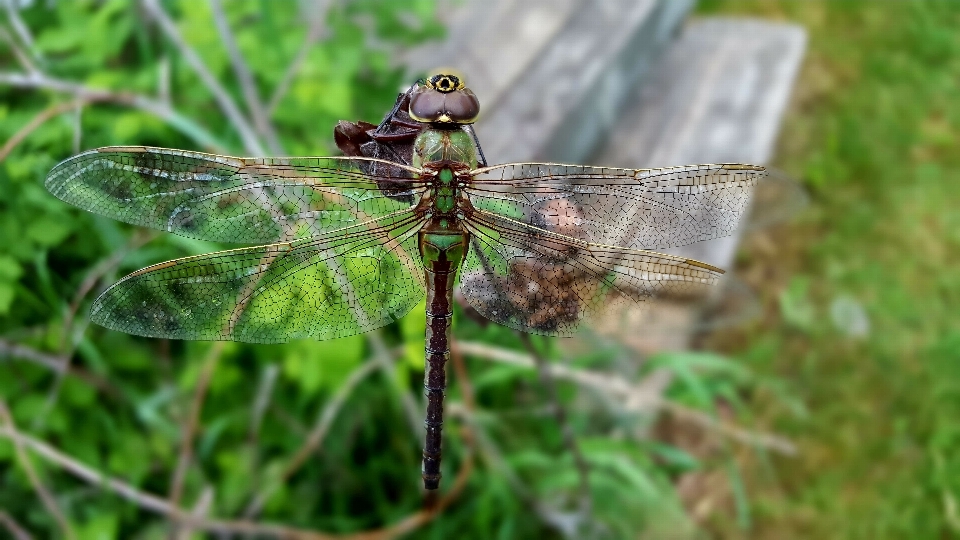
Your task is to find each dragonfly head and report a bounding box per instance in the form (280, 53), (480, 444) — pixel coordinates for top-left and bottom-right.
(409, 73), (480, 126)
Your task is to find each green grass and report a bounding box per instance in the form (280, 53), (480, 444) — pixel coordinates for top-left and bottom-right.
(696, 2), (960, 538)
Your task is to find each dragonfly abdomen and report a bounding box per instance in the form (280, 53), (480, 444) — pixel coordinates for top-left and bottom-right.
(418, 223), (468, 489)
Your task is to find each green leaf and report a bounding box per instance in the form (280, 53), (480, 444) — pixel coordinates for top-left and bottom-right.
(76, 513), (118, 540)
(26, 217), (72, 247)
(0, 284), (15, 315)
(0, 255), (24, 281)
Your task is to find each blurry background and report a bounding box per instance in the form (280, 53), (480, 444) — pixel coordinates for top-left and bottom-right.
(0, 1), (958, 538)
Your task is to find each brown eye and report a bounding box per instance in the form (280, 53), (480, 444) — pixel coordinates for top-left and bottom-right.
(445, 89), (480, 123)
(409, 87), (445, 122)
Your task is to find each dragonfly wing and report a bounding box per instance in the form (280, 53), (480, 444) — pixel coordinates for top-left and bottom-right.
(46, 146), (426, 244)
(91, 210), (426, 343)
(459, 208), (723, 336)
(465, 163), (766, 250)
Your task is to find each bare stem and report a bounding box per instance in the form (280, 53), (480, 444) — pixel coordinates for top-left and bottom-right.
(0, 339), (66, 373)
(456, 340), (798, 455)
(141, 0), (265, 155)
(249, 363), (279, 441)
(368, 331), (423, 439)
(168, 342), (225, 513)
(0, 400), (76, 540)
(0, 400), (473, 539)
(0, 99), (85, 162)
(0, 25), (36, 73)
(0, 510), (34, 540)
(518, 334), (592, 518)
(266, 0), (333, 115)
(0, 71), (229, 152)
(241, 359), (379, 519)
(1, 0), (43, 67)
(208, 0), (284, 154)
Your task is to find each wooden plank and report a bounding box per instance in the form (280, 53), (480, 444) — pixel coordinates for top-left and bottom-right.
(593, 18), (807, 269)
(405, 0), (696, 163)
(589, 18), (807, 354)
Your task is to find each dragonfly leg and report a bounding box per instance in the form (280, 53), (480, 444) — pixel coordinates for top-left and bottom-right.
(462, 124), (488, 168)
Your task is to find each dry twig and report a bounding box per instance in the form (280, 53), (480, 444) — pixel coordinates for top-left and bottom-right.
(249, 363), (279, 441)
(456, 340), (797, 455)
(368, 331), (423, 438)
(266, 0), (333, 115)
(0, 99), (87, 162)
(0, 400), (76, 540)
(0, 401), (472, 539)
(168, 342), (226, 512)
(518, 334), (592, 519)
(208, 0), (284, 155)
(0, 339), (66, 373)
(242, 358), (380, 518)
(0, 71), (228, 152)
(0, 510), (33, 540)
(1, 0), (42, 68)
(141, 0), (264, 155)
(0, 25), (36, 73)
(0, 339), (116, 396)
(174, 485), (214, 540)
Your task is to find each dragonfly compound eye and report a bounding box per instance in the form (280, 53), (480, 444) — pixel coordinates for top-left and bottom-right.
(409, 78), (480, 125)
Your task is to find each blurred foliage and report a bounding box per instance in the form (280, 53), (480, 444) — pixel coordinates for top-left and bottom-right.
(0, 1), (763, 539)
(697, 1), (960, 538)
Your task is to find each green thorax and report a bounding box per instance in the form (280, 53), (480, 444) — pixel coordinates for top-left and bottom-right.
(412, 128), (478, 170)
(413, 128), (477, 217)
(414, 127), (476, 270)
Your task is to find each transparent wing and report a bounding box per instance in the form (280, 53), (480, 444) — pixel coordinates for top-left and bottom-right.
(465, 163), (765, 250)
(91, 210), (427, 343)
(459, 208), (723, 336)
(46, 146), (427, 244)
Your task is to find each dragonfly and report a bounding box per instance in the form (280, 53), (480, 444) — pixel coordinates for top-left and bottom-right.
(45, 73), (766, 490)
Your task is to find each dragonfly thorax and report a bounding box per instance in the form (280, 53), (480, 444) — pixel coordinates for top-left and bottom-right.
(413, 127), (477, 218)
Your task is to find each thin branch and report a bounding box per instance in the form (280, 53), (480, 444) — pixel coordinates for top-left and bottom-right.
(0, 400), (76, 540)
(0, 339), (116, 396)
(158, 56), (171, 105)
(71, 102), (81, 154)
(141, 0), (265, 155)
(0, 25), (36, 73)
(0, 411), (471, 539)
(249, 363), (279, 441)
(62, 229), (159, 352)
(518, 334), (592, 519)
(168, 342), (225, 512)
(208, 0), (283, 155)
(368, 331), (422, 439)
(174, 485), (214, 540)
(1, 0), (43, 68)
(456, 341), (797, 455)
(0, 339), (66, 373)
(0, 424), (335, 539)
(0, 510), (33, 540)
(0, 99), (86, 162)
(0, 71), (229, 152)
(445, 401), (539, 507)
(32, 231), (160, 432)
(242, 358), (380, 519)
(266, 0), (333, 115)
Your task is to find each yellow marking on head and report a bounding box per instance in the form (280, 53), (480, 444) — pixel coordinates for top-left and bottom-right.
(426, 73), (465, 93)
